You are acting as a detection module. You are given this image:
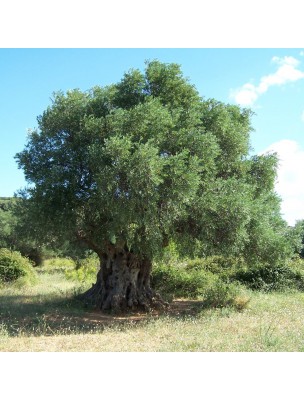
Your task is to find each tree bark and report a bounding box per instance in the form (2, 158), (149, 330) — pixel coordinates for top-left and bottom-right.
(80, 247), (166, 312)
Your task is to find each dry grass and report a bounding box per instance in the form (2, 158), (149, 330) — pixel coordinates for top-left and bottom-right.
(1, 269), (304, 352)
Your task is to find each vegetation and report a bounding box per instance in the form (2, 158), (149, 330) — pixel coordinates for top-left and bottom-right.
(0, 248), (37, 285)
(151, 261), (249, 309)
(0, 197), (44, 265)
(293, 219), (304, 258)
(1, 263), (304, 351)
(14, 60), (295, 311)
(65, 253), (99, 283)
(233, 260), (304, 292)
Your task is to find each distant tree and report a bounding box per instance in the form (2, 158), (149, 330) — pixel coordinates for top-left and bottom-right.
(0, 198), (16, 248)
(0, 197), (44, 265)
(16, 60), (291, 311)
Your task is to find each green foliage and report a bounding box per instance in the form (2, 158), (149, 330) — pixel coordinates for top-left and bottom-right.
(292, 220), (304, 257)
(234, 261), (304, 292)
(184, 255), (304, 294)
(185, 255), (247, 282)
(15, 59), (291, 276)
(37, 257), (76, 274)
(184, 254), (304, 293)
(0, 197), (45, 265)
(185, 255), (244, 272)
(157, 240), (180, 264)
(200, 99), (252, 175)
(287, 256), (304, 271)
(202, 280), (244, 309)
(0, 248), (37, 285)
(151, 261), (249, 310)
(242, 192), (293, 269)
(65, 254), (99, 284)
(152, 262), (215, 299)
(0, 198), (17, 249)
(246, 154), (278, 196)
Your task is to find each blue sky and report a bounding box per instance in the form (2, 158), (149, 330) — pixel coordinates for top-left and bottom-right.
(1, 48), (304, 225)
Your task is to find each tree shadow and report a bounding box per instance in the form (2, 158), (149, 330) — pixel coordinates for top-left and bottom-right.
(0, 292), (209, 337)
(0, 293), (104, 336)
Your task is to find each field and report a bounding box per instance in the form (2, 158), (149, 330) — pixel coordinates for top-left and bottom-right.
(1, 263), (304, 352)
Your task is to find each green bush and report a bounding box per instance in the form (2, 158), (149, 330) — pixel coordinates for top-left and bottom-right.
(65, 254), (99, 283)
(151, 262), (216, 299)
(202, 280), (242, 308)
(160, 240), (180, 264)
(287, 256), (304, 272)
(184, 256), (247, 282)
(151, 262), (249, 310)
(233, 262), (304, 292)
(183, 255), (304, 293)
(280, 257), (304, 291)
(0, 248), (37, 284)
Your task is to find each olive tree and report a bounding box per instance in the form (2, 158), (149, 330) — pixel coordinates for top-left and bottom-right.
(16, 61), (289, 311)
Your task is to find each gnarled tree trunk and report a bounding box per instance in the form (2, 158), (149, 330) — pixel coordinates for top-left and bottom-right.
(81, 247), (166, 312)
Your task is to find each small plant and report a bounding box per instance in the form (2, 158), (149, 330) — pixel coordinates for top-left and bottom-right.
(0, 323), (9, 337)
(259, 323), (280, 348)
(0, 248), (37, 285)
(202, 280), (237, 308)
(233, 295), (251, 311)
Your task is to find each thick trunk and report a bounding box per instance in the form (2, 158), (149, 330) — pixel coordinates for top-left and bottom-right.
(80, 248), (166, 312)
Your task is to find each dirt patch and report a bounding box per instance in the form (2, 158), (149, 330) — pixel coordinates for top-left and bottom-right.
(47, 299), (205, 326)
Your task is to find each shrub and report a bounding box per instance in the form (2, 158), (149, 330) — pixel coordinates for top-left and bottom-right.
(0, 248), (37, 284)
(151, 261), (249, 310)
(182, 255), (304, 293)
(183, 255), (304, 293)
(233, 262), (304, 292)
(282, 257), (304, 291)
(184, 256), (248, 283)
(287, 256), (304, 272)
(65, 254), (99, 283)
(202, 280), (246, 309)
(151, 262), (217, 299)
(160, 240), (180, 264)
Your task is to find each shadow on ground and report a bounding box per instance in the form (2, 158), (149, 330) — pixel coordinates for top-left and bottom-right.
(0, 292), (206, 337)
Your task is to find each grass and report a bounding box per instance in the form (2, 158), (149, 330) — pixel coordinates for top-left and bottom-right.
(1, 265), (304, 352)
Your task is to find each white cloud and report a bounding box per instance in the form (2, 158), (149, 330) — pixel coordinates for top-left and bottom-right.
(260, 140), (304, 226)
(231, 56), (304, 106)
(231, 83), (258, 106)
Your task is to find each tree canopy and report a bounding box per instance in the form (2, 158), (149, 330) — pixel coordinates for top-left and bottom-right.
(15, 60), (292, 310)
